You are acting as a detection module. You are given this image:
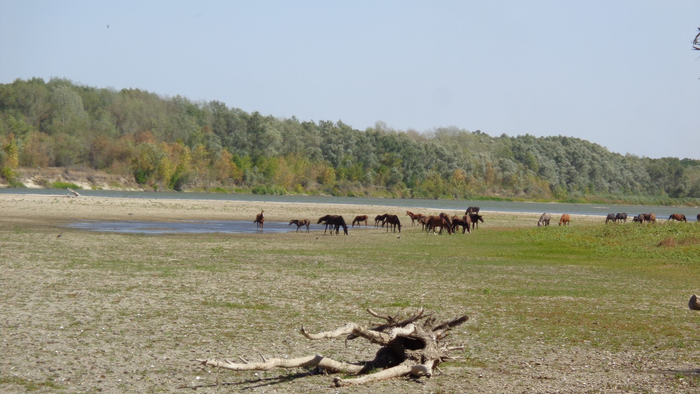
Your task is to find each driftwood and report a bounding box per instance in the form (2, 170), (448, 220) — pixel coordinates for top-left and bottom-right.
(197, 308), (468, 387)
(67, 188), (81, 197)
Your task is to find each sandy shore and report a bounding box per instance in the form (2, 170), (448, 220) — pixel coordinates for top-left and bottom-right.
(0, 193), (603, 230)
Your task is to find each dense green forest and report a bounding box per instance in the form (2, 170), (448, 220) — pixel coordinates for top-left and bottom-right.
(1, 77), (699, 204)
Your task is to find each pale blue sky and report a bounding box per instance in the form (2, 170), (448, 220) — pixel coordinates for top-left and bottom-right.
(1, 1), (699, 159)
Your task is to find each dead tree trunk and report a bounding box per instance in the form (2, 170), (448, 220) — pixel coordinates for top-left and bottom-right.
(197, 308), (468, 387)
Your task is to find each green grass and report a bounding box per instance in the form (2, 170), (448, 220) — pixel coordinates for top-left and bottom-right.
(3, 217), (700, 392)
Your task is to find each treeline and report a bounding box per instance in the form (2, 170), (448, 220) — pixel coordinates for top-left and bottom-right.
(1, 77), (699, 202)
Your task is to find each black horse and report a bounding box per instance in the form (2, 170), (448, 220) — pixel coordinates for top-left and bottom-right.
(605, 213), (616, 224)
(616, 213), (628, 223)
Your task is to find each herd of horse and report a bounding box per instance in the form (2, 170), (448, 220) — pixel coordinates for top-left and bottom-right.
(252, 207), (699, 234)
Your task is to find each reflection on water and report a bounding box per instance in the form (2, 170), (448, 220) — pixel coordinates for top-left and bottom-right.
(66, 220), (333, 235)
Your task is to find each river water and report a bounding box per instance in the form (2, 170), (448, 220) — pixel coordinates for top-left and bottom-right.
(2, 187), (697, 217)
(2, 188), (697, 234)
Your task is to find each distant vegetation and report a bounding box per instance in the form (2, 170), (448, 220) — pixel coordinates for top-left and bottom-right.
(1, 78), (698, 205)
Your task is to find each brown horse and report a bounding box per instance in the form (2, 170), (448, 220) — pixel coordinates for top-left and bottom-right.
(417, 215), (430, 231)
(253, 210), (265, 230)
(384, 214), (402, 233)
(406, 211), (424, 226)
(352, 215), (369, 227)
(559, 214), (571, 226)
(425, 215), (453, 235)
(669, 213), (687, 222)
(289, 219), (310, 233)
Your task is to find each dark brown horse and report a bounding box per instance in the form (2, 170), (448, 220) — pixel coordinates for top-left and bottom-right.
(374, 214), (388, 227)
(406, 211), (424, 226)
(289, 219), (310, 233)
(318, 214), (348, 235)
(451, 215), (471, 234)
(559, 214), (571, 226)
(465, 206), (480, 215)
(253, 210), (265, 230)
(384, 214), (402, 233)
(352, 215), (369, 227)
(615, 213), (628, 223)
(669, 213), (687, 222)
(468, 213), (483, 230)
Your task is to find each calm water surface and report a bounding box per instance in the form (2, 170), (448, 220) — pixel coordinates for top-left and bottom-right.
(2, 188), (697, 234)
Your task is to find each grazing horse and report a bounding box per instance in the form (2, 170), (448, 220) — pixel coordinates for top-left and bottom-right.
(318, 215), (348, 235)
(451, 215), (471, 234)
(559, 214), (571, 226)
(289, 219), (310, 233)
(605, 213), (616, 224)
(669, 213), (687, 222)
(352, 215), (369, 227)
(374, 214), (388, 227)
(632, 215), (643, 223)
(468, 213), (483, 230)
(253, 210), (265, 230)
(465, 206), (480, 215)
(537, 213), (551, 227)
(426, 215), (453, 235)
(697, 213), (700, 223)
(646, 213), (656, 223)
(406, 211), (424, 226)
(384, 214), (402, 233)
(418, 215), (430, 231)
(615, 213), (628, 223)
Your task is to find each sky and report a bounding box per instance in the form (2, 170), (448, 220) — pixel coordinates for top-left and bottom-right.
(1, 1), (699, 160)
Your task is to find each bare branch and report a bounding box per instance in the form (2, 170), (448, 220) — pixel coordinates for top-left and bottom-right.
(197, 354), (364, 374)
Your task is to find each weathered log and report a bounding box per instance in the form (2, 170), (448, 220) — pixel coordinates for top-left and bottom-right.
(196, 308), (468, 387)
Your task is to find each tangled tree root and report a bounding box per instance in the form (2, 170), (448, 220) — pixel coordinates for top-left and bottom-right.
(196, 308), (468, 387)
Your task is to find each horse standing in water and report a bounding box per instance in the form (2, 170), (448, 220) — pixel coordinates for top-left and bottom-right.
(253, 210), (265, 230)
(669, 213), (687, 222)
(289, 219), (310, 233)
(559, 214), (571, 226)
(352, 215), (369, 227)
(374, 214), (388, 227)
(537, 213), (551, 227)
(317, 214), (348, 235)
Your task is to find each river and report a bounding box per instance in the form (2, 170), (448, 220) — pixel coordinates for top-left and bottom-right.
(1, 187), (697, 220)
